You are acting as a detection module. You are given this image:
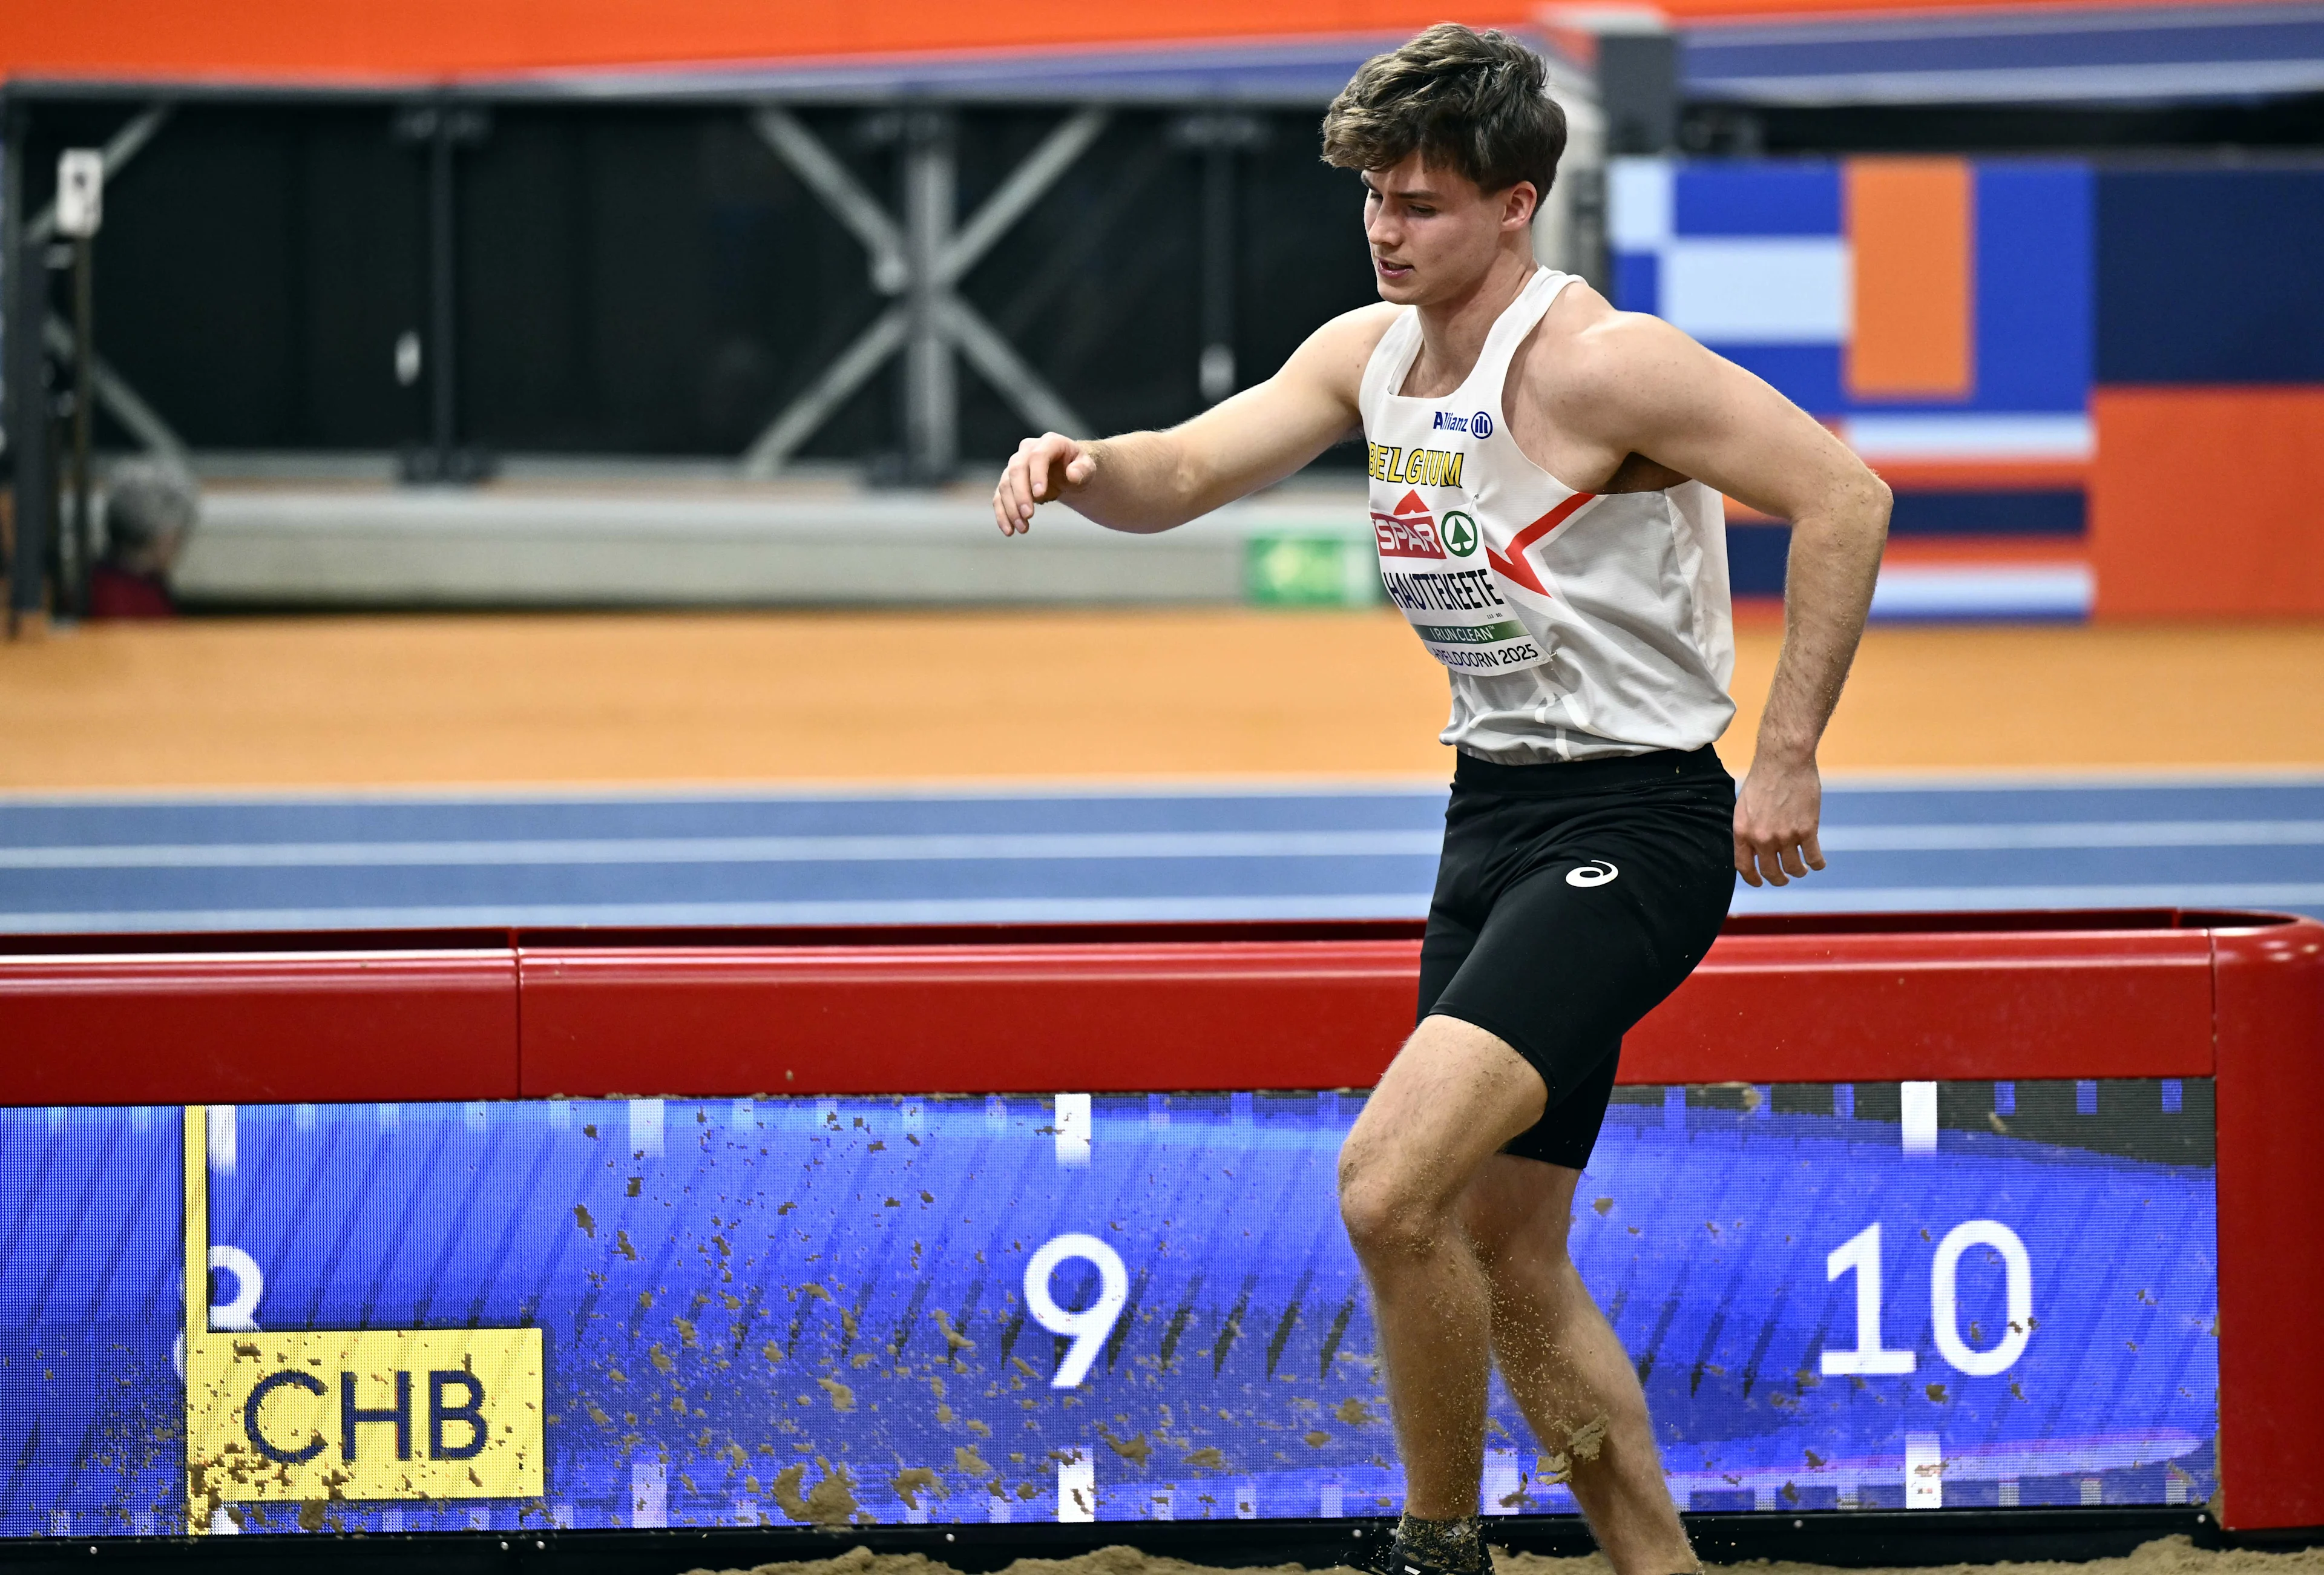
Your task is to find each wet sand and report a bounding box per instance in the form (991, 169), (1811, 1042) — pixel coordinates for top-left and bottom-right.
(691, 1536), (2324, 1575)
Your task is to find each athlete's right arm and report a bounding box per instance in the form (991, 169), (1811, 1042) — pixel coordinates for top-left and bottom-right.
(992, 305), (1396, 536)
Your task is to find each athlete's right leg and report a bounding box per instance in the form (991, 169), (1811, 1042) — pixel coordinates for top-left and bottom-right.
(1460, 1154), (1696, 1575)
(1336, 1013), (1548, 1534)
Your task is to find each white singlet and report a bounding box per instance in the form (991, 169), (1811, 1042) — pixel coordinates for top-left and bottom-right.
(1358, 266), (1737, 763)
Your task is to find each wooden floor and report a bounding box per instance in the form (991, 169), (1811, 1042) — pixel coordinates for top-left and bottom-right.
(1, 610), (2320, 791)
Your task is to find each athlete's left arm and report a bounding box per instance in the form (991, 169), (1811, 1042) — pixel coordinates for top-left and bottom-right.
(1551, 311), (1891, 888)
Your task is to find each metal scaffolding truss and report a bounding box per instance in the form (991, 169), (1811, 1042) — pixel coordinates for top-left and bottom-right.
(19, 104), (186, 461)
(1, 39), (1606, 630)
(744, 104), (1107, 480)
(5, 97), (187, 631)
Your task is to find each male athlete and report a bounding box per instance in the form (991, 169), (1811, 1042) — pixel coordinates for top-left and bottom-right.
(992, 24), (1889, 1575)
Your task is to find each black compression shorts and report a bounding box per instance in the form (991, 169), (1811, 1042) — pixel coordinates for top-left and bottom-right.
(1417, 745), (1737, 1171)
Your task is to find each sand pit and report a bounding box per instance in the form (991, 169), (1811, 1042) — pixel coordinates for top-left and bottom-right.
(691, 1537), (2324, 1575)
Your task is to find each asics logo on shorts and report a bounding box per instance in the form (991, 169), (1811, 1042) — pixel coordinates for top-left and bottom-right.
(1566, 860), (1619, 887)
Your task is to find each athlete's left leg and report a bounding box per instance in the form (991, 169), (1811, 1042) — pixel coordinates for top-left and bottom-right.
(1460, 1154), (1697, 1575)
(1337, 1013), (1547, 1524)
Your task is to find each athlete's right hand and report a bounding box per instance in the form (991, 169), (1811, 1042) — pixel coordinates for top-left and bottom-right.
(994, 433), (1097, 537)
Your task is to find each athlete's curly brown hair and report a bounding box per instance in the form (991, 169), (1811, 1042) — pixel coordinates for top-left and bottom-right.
(1321, 23), (1567, 200)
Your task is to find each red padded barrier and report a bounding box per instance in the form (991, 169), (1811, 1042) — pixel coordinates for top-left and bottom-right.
(1625, 926), (2216, 1083)
(2213, 918), (2324, 1531)
(0, 948), (520, 1105)
(518, 939), (1421, 1096)
(516, 918), (2217, 1096)
(2, 908), (2318, 1529)
(0, 913), (2225, 1103)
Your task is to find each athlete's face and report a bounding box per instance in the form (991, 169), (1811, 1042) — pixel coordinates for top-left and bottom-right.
(1362, 153), (1538, 306)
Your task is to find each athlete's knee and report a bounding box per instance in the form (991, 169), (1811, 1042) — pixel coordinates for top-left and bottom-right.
(1339, 1172), (1437, 1263)
(1336, 1141), (1454, 1263)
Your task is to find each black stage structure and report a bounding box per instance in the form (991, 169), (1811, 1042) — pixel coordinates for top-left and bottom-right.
(8, 8), (2323, 629)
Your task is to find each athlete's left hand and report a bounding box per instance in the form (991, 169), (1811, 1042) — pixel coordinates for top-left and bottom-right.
(1733, 752), (1827, 887)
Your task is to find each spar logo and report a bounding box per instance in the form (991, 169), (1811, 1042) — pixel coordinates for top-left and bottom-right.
(1442, 511), (1479, 557)
(1371, 489), (1446, 559)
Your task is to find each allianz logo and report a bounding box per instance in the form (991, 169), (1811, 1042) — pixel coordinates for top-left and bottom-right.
(1433, 409), (1493, 438)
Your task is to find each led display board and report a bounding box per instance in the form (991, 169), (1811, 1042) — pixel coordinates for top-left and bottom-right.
(0, 1080), (2214, 1537)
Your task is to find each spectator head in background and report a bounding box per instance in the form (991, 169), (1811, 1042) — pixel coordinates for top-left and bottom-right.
(90, 460), (200, 620)
(1321, 24), (1566, 309)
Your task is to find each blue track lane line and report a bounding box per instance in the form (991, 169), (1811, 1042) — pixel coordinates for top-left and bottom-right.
(2, 776), (2320, 933)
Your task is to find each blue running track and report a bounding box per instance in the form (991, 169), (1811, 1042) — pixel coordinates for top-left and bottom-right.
(2, 775), (2320, 933)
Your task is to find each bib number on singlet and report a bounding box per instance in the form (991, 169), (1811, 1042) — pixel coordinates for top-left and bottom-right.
(1377, 570), (1549, 674)
(1370, 483), (1551, 674)
(1379, 571), (1547, 671)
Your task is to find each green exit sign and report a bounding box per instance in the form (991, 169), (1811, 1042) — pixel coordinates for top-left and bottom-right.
(1244, 534), (1382, 608)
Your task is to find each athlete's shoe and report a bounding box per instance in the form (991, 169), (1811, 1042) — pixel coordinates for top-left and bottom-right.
(1367, 1534), (1496, 1575)
(1385, 1555), (1495, 1575)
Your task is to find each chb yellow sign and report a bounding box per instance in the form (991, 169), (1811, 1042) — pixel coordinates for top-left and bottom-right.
(180, 1108), (545, 1530)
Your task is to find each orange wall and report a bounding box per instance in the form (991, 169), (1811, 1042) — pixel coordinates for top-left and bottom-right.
(1, 0), (2302, 83)
(1845, 158), (1974, 401)
(2091, 386), (2324, 618)
(11, 2), (1495, 82)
